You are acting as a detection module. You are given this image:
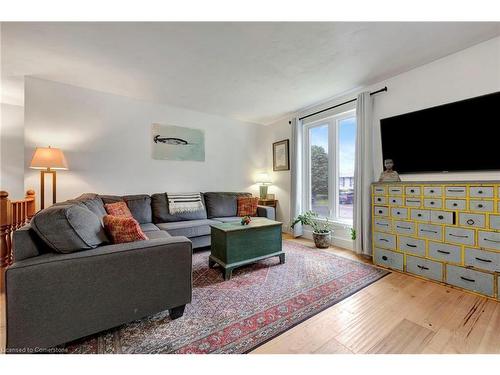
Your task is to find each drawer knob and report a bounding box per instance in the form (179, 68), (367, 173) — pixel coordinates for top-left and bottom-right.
(410, 189), (415, 193)
(430, 201), (435, 205)
(378, 210), (383, 214)
(438, 215), (444, 220)
(430, 190), (434, 193)
(382, 256), (388, 261)
(478, 204), (483, 208)
(475, 257), (492, 263)
(437, 250), (450, 254)
(478, 190), (483, 194)
(418, 214), (422, 217)
(466, 219), (475, 225)
(392, 199), (396, 203)
(397, 211), (401, 215)
(417, 265), (429, 270)
(453, 203), (457, 207)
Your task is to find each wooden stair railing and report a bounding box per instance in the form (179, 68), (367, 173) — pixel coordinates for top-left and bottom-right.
(0, 190), (36, 269)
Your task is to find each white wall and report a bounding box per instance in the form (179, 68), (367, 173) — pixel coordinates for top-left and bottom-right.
(261, 36), (500, 237)
(0, 103), (25, 198)
(24, 77), (265, 202)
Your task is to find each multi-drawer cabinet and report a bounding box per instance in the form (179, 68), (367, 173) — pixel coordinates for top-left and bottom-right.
(372, 182), (500, 300)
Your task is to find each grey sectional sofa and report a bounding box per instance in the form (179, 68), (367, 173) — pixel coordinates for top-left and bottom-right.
(5, 191), (275, 352)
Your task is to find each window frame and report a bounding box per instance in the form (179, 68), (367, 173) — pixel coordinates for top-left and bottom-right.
(302, 109), (356, 224)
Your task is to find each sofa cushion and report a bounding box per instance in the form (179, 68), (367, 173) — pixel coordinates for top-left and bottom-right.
(78, 197), (107, 221)
(212, 216), (242, 223)
(103, 215), (148, 244)
(99, 195), (123, 204)
(104, 201), (133, 218)
(204, 192), (252, 218)
(144, 230), (171, 240)
(151, 193), (207, 223)
(140, 223), (160, 232)
(156, 219), (219, 238)
(31, 204), (108, 254)
(123, 195), (152, 224)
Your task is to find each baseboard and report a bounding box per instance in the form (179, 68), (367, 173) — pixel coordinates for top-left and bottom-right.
(301, 228), (354, 251)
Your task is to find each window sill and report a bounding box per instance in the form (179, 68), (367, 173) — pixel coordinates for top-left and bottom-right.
(312, 217), (352, 228)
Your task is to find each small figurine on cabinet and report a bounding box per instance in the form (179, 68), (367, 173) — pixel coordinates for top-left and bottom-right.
(379, 159), (401, 182)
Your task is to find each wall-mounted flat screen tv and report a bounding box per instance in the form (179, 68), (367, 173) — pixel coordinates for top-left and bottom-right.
(380, 91), (500, 174)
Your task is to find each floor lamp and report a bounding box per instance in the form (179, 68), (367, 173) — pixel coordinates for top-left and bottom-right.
(29, 146), (68, 210)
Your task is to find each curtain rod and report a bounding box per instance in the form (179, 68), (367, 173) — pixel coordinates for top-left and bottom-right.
(294, 86), (387, 122)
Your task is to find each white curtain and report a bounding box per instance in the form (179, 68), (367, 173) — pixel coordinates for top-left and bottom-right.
(353, 92), (375, 255)
(290, 117), (303, 237)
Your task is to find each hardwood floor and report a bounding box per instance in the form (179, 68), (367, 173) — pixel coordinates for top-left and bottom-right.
(251, 235), (500, 354)
(1, 236), (499, 354)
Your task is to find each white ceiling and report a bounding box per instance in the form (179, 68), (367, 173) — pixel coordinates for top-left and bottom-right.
(2, 22), (499, 124)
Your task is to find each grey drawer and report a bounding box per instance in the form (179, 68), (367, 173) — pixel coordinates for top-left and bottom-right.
(445, 227), (475, 246)
(406, 255), (443, 282)
(373, 248), (403, 271)
(374, 196), (388, 205)
(446, 264), (494, 297)
(389, 196), (403, 206)
(418, 223), (443, 241)
(428, 241), (462, 264)
(478, 231), (500, 251)
(398, 235), (426, 256)
(393, 220), (416, 235)
(423, 198), (443, 209)
(405, 198), (422, 207)
(374, 232), (396, 250)
(373, 185), (387, 195)
(423, 186), (442, 197)
(469, 200), (494, 212)
(465, 247), (500, 273)
(374, 206), (389, 217)
(469, 186), (494, 198)
(374, 218), (392, 233)
(445, 186), (466, 197)
(391, 207), (408, 219)
(388, 186), (403, 195)
(405, 186), (421, 196)
(490, 215), (500, 230)
(458, 213), (486, 228)
(411, 209), (430, 221)
(430, 210), (454, 225)
(445, 199), (466, 210)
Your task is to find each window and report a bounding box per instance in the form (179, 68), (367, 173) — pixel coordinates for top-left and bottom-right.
(304, 110), (356, 223)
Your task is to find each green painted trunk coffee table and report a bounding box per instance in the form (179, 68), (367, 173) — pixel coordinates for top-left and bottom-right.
(209, 218), (284, 280)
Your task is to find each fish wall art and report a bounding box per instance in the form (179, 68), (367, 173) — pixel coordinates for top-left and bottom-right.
(151, 123), (205, 161)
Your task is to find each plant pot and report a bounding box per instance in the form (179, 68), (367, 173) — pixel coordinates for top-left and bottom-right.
(312, 231), (331, 249)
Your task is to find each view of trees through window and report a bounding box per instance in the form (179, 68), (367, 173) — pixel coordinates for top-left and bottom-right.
(308, 113), (356, 222)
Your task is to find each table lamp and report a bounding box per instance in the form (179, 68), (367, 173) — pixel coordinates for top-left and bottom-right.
(255, 172), (272, 199)
(29, 146), (68, 209)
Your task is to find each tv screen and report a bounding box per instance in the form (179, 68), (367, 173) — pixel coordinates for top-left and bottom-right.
(380, 91), (500, 174)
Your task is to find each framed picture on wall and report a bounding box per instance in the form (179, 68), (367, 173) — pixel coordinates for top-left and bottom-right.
(273, 139), (290, 171)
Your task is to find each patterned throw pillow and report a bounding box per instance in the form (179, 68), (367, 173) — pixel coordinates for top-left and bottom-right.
(237, 197), (259, 217)
(103, 215), (148, 244)
(104, 201), (133, 218)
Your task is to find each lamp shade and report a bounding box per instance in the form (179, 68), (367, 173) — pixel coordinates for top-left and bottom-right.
(30, 146), (68, 170)
(255, 172), (271, 185)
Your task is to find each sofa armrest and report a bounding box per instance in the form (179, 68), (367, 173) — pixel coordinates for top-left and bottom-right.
(6, 236), (192, 350)
(257, 205), (275, 220)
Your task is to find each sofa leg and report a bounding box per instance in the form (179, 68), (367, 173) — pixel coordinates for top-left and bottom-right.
(170, 305), (186, 319)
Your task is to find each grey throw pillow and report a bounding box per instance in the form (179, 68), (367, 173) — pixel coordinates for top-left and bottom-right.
(31, 204), (108, 254)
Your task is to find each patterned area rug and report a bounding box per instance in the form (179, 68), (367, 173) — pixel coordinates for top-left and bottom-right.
(65, 240), (388, 354)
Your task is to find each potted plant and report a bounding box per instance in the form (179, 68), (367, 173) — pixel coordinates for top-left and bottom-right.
(291, 211), (332, 249)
